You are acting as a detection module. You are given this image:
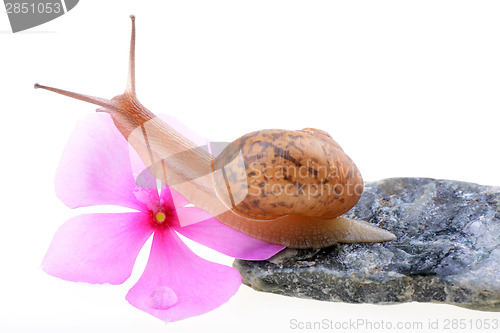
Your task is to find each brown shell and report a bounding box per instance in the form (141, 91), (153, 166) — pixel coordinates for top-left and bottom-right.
(212, 128), (363, 220)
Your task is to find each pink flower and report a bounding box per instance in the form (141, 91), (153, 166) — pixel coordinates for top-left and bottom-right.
(42, 113), (284, 322)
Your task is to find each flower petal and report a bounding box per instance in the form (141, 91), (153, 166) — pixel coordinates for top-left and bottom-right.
(126, 229), (241, 322)
(55, 113), (146, 211)
(159, 186), (190, 213)
(175, 215), (285, 260)
(174, 206), (213, 227)
(42, 212), (154, 284)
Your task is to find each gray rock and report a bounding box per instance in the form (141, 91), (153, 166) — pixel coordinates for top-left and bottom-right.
(234, 178), (500, 311)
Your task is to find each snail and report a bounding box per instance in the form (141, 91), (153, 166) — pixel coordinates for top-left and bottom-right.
(35, 16), (395, 249)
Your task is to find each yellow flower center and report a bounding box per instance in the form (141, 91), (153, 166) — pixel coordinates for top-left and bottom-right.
(155, 211), (167, 224)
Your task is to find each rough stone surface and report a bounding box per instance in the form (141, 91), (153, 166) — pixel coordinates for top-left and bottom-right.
(234, 178), (500, 311)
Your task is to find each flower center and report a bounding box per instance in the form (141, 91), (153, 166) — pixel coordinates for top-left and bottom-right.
(155, 211), (167, 224)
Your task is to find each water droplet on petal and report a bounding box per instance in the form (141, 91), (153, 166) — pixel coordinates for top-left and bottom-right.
(148, 286), (178, 310)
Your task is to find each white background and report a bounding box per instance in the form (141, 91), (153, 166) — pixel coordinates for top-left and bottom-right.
(1, 1), (499, 332)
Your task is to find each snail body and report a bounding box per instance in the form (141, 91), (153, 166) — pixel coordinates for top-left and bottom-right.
(35, 16), (395, 249)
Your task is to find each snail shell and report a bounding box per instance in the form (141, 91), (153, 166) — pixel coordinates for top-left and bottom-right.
(213, 129), (363, 220)
(35, 16), (395, 249)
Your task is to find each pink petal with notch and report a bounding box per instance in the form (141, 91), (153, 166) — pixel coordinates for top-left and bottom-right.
(126, 228), (241, 322)
(55, 113), (147, 211)
(42, 212), (154, 284)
